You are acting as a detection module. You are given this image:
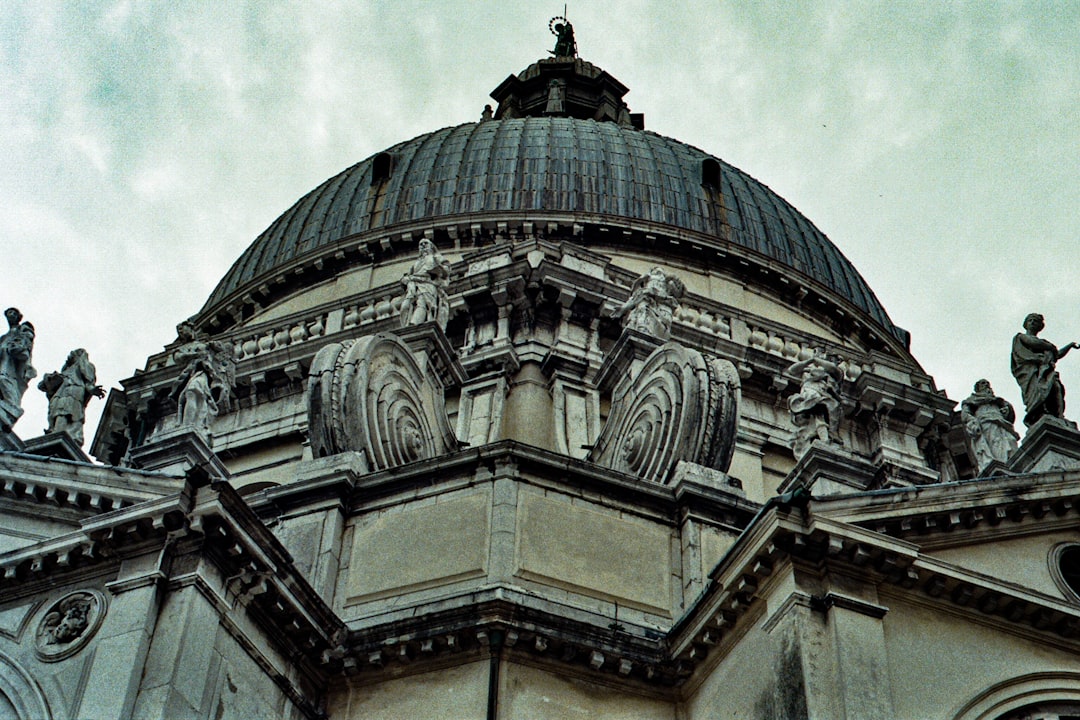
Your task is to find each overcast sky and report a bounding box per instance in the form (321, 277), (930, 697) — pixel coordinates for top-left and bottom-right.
(2, 2), (1078, 452)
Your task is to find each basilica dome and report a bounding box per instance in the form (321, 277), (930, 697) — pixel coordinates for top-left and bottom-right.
(200, 59), (907, 352)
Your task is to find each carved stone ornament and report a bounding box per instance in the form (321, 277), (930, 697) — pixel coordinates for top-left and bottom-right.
(612, 268), (685, 341)
(308, 333), (457, 469)
(786, 353), (845, 459)
(590, 343), (740, 483)
(34, 589), (107, 662)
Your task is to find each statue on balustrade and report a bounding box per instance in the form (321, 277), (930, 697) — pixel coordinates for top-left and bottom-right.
(961, 379), (1019, 472)
(0, 307), (36, 432)
(400, 239), (451, 330)
(613, 267), (685, 340)
(786, 352), (845, 458)
(170, 320), (235, 436)
(38, 349), (104, 445)
(1011, 313), (1079, 426)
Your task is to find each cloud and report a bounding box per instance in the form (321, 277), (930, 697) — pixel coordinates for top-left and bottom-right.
(0, 2), (1077, 449)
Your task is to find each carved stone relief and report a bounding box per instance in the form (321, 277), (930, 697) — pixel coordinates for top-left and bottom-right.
(590, 343), (740, 483)
(308, 333), (457, 469)
(34, 589), (107, 662)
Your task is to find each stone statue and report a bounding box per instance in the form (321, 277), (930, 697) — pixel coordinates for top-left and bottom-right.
(38, 349), (104, 445)
(1011, 313), (1079, 426)
(0, 307), (37, 432)
(786, 352), (844, 458)
(544, 79), (566, 115)
(613, 267), (685, 340)
(961, 379), (1019, 471)
(551, 20), (577, 57)
(400, 239), (451, 330)
(170, 320), (235, 435)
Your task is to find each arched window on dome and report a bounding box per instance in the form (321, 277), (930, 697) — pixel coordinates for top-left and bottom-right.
(701, 158), (721, 189)
(369, 152), (395, 227)
(371, 152), (394, 185)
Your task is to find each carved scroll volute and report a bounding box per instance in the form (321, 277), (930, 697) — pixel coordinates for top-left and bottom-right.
(589, 343), (740, 483)
(307, 333), (457, 469)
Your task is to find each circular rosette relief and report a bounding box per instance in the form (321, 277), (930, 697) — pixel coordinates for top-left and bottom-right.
(34, 589), (107, 662)
(590, 343), (740, 483)
(307, 333), (457, 469)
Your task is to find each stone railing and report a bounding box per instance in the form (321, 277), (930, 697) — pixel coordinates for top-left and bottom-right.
(674, 305), (732, 338)
(341, 295), (405, 331)
(746, 324), (863, 381)
(232, 312), (331, 361)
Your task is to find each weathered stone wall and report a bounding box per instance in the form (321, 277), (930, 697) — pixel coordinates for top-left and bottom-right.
(327, 661), (488, 719)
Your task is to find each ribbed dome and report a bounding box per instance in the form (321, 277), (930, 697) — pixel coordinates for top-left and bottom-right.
(205, 117), (904, 342)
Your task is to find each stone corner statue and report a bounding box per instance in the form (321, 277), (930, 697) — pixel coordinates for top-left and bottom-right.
(400, 239), (451, 331)
(786, 351), (844, 458)
(169, 320), (235, 436)
(613, 267), (686, 340)
(0, 307), (37, 433)
(38, 349), (104, 445)
(960, 379), (1019, 471)
(1010, 313), (1079, 427)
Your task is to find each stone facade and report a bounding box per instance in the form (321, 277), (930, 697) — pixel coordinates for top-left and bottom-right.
(2, 38), (1080, 720)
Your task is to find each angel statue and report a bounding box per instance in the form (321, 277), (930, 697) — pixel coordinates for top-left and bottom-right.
(786, 352), (845, 458)
(169, 320), (235, 436)
(613, 267), (686, 340)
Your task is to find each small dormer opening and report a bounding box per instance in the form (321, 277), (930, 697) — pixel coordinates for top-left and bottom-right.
(702, 158), (721, 188)
(371, 152), (394, 185)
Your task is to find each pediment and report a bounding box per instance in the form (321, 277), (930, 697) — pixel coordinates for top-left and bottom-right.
(814, 470), (1080, 606)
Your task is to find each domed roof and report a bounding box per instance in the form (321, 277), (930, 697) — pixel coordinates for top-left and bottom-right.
(205, 117), (904, 343)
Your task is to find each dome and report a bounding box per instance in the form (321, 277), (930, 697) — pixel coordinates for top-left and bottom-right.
(202, 76), (906, 347)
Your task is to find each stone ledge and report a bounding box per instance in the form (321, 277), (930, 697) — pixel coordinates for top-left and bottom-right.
(777, 443), (878, 497)
(1010, 416), (1080, 474)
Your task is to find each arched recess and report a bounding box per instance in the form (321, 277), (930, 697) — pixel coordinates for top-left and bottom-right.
(0, 649), (51, 719)
(952, 672), (1080, 720)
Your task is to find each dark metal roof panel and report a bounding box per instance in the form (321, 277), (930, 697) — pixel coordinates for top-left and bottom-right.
(203, 117), (900, 339)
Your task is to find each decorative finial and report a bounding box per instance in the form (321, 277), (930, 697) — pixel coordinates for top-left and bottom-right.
(549, 15), (577, 58)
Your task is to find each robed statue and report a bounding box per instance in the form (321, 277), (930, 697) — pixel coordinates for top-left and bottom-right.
(0, 308), (36, 432)
(400, 239), (451, 330)
(38, 349), (104, 445)
(1011, 313), (1078, 426)
(170, 320), (235, 436)
(961, 379), (1019, 471)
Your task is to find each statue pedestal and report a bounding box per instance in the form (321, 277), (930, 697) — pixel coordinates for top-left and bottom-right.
(593, 329), (661, 396)
(21, 433), (91, 463)
(0, 431), (24, 452)
(777, 443), (878, 497)
(128, 428), (231, 479)
(1008, 416), (1080, 474)
(670, 461), (745, 498)
(393, 322), (467, 390)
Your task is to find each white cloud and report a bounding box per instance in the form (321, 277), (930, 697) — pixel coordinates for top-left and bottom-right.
(0, 2), (1077, 451)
